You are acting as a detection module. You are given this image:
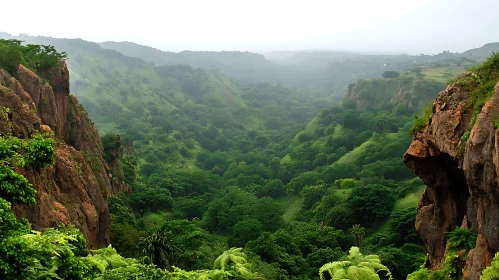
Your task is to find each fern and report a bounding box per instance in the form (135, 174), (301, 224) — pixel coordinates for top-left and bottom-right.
(319, 246), (392, 280)
(481, 253), (499, 280)
(445, 227), (477, 251)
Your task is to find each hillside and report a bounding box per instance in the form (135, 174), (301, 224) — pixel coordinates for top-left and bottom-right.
(0, 34), (333, 175)
(462, 42), (499, 61)
(100, 41), (272, 69)
(345, 76), (446, 111)
(270, 74), (449, 278)
(1, 35), (261, 130)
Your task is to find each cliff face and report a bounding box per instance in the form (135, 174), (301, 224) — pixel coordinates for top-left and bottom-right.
(0, 63), (128, 248)
(404, 78), (499, 279)
(346, 77), (446, 112)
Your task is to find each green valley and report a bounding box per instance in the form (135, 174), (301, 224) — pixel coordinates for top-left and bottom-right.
(1, 28), (499, 280)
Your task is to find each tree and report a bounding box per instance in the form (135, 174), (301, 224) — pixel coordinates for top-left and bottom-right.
(381, 71), (400, 78)
(229, 219), (264, 247)
(325, 206), (356, 231)
(0, 40), (67, 73)
(0, 43), (23, 72)
(348, 184), (396, 225)
(268, 156), (281, 178)
(390, 207), (420, 246)
(129, 185), (174, 214)
(349, 224), (365, 247)
(410, 67), (423, 74)
(246, 230), (309, 276)
(139, 229), (180, 270)
(301, 184), (326, 210)
(319, 247), (392, 280)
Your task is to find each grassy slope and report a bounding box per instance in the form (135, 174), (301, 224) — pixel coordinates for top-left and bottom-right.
(377, 186), (425, 234)
(280, 195), (302, 223)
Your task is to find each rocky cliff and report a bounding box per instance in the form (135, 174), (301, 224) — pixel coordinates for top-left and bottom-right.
(0, 63), (128, 248)
(346, 76), (446, 112)
(404, 73), (499, 278)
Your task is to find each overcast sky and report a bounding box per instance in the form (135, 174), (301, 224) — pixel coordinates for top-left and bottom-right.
(2, 0), (498, 54)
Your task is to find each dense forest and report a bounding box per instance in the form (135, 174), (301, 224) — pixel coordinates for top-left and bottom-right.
(1, 34), (499, 279)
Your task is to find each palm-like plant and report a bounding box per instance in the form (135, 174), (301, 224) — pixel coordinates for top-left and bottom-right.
(139, 229), (180, 270)
(213, 247), (264, 279)
(319, 246), (392, 280)
(213, 247), (247, 271)
(349, 224), (365, 247)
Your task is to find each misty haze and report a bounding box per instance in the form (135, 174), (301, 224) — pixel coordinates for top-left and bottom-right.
(0, 0), (498, 279)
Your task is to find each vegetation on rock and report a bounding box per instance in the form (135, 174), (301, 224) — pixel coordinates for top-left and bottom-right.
(0, 39), (67, 73)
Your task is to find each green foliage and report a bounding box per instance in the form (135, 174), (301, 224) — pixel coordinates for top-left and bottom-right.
(101, 132), (118, 163)
(0, 133), (58, 279)
(348, 184), (396, 225)
(410, 105), (433, 136)
(286, 171), (321, 194)
(324, 205), (356, 231)
(0, 39), (67, 73)
(0, 165), (35, 205)
(382, 71), (400, 78)
(300, 184), (327, 209)
(349, 224), (366, 247)
(22, 133), (56, 168)
(6, 34), (488, 280)
(319, 246), (393, 280)
(481, 252), (499, 280)
(129, 183), (174, 213)
(0, 133), (54, 206)
(229, 219), (264, 247)
(0, 42), (23, 72)
(407, 227), (476, 279)
(139, 229), (180, 269)
(374, 244), (425, 280)
(156, 219), (225, 270)
(204, 186), (283, 233)
(407, 267), (432, 280)
(445, 227), (477, 251)
(454, 53), (499, 119)
(211, 248), (265, 279)
(390, 207), (420, 246)
(85, 245), (264, 279)
(246, 230), (308, 276)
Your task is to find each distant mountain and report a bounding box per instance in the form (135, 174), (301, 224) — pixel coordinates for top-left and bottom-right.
(462, 42), (499, 61)
(265, 51), (362, 67)
(99, 41), (276, 84)
(99, 41), (272, 68)
(99, 41), (186, 65)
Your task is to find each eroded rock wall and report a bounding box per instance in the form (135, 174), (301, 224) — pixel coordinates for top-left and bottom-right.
(404, 80), (499, 279)
(0, 63), (127, 248)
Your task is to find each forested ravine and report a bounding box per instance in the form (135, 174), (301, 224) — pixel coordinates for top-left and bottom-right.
(1, 36), (499, 279)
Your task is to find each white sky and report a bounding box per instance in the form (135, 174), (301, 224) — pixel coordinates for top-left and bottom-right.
(2, 0), (499, 54)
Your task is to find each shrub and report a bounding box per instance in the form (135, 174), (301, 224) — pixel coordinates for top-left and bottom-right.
(445, 227), (477, 251)
(0, 39), (67, 74)
(382, 71), (400, 78)
(409, 105), (433, 136)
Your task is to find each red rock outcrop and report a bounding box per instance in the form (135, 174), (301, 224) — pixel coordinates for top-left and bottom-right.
(404, 78), (499, 279)
(0, 63), (128, 248)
